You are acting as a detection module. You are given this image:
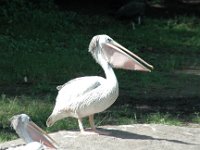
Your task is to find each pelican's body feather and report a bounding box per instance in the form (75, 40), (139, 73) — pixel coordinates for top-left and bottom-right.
(51, 74), (118, 119)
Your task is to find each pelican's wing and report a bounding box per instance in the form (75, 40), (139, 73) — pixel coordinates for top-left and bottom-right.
(56, 85), (63, 90)
(55, 76), (105, 104)
(57, 76), (103, 91)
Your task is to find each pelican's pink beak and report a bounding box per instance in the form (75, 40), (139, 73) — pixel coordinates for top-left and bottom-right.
(25, 121), (58, 149)
(102, 40), (153, 72)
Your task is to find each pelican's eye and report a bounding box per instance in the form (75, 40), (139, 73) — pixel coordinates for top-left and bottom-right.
(107, 38), (112, 43)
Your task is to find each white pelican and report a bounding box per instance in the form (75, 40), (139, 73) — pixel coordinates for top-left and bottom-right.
(10, 114), (58, 149)
(46, 34), (153, 134)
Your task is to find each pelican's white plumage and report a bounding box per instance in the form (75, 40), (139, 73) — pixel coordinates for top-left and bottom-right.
(46, 35), (153, 133)
(55, 76), (117, 118)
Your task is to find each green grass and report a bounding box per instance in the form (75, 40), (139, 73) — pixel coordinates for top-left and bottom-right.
(0, 1), (200, 143)
(0, 95), (198, 142)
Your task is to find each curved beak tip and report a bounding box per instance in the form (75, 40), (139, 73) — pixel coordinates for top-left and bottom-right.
(150, 65), (154, 70)
(147, 64), (154, 71)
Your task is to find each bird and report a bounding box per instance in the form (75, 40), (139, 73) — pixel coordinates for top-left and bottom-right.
(9, 114), (58, 150)
(46, 34), (153, 134)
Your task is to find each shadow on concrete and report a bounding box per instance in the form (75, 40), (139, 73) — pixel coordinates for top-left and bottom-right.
(97, 128), (197, 145)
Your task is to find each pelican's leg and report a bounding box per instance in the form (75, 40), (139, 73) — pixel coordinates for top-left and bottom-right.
(78, 117), (96, 135)
(78, 118), (85, 133)
(89, 115), (109, 135)
(89, 115), (96, 131)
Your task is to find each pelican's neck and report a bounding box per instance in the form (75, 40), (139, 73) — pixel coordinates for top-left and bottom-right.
(97, 53), (118, 85)
(17, 127), (33, 143)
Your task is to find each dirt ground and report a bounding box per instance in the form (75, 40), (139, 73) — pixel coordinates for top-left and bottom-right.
(0, 124), (200, 150)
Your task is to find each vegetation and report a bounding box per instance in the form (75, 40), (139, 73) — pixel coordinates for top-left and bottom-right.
(0, 1), (200, 142)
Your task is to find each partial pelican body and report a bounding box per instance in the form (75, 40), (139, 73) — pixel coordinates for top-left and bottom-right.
(46, 35), (153, 134)
(10, 114), (58, 150)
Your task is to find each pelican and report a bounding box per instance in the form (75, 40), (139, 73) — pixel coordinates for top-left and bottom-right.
(10, 114), (58, 149)
(46, 34), (153, 134)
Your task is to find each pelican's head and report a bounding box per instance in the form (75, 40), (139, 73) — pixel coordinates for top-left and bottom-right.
(89, 34), (153, 71)
(46, 112), (66, 127)
(10, 114), (58, 149)
(10, 114), (30, 131)
(46, 115), (54, 127)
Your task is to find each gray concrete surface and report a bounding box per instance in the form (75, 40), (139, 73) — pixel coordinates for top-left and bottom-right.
(0, 124), (200, 150)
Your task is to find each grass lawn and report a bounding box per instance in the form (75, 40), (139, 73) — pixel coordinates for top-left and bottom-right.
(0, 2), (200, 142)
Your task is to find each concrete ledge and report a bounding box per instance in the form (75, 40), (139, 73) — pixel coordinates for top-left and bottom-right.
(0, 124), (200, 150)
